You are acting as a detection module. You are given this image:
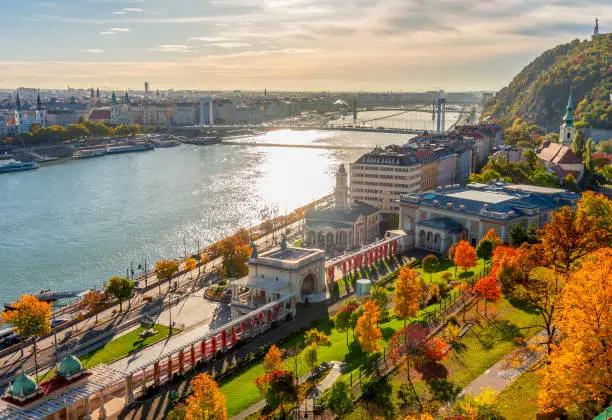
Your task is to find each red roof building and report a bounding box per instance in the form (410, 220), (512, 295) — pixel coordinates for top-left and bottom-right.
(537, 141), (584, 182)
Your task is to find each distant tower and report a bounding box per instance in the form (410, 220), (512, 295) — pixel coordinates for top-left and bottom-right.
(15, 93), (21, 111)
(96, 88), (100, 99)
(594, 17), (599, 38)
(35, 93), (46, 126)
(264, 88), (267, 96)
(560, 92), (576, 147)
(435, 90), (446, 134)
(124, 91), (130, 104)
(352, 96), (358, 126)
(111, 91), (117, 104)
(335, 164), (350, 210)
(144, 81), (150, 99)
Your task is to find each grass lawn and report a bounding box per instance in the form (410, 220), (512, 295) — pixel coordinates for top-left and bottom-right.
(37, 325), (174, 383)
(221, 294), (458, 417)
(496, 370), (540, 419)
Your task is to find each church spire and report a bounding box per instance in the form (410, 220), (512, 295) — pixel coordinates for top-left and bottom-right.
(111, 91), (117, 104)
(594, 17), (599, 38)
(124, 91), (130, 104)
(36, 93), (42, 111)
(15, 93), (21, 111)
(563, 92), (574, 125)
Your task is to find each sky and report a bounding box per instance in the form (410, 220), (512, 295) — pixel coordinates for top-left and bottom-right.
(0, 0), (608, 91)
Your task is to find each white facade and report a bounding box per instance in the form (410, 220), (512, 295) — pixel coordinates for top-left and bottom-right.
(14, 109), (45, 133)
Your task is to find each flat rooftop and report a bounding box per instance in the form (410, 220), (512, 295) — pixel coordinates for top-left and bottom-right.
(446, 190), (514, 204)
(264, 247), (319, 261)
(502, 184), (565, 194)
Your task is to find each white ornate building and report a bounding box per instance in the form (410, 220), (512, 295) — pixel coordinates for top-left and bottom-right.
(232, 238), (327, 307)
(304, 164), (381, 250)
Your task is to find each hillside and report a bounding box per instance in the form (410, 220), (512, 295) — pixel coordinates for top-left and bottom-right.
(484, 33), (611, 130)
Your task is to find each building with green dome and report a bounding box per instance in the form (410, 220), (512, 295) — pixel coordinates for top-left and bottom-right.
(5, 367), (42, 403)
(57, 353), (85, 381)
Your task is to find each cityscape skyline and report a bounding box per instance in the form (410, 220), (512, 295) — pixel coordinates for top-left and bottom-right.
(1, 0), (608, 91)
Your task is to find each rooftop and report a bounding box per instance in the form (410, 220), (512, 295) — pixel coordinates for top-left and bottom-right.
(264, 247), (318, 261)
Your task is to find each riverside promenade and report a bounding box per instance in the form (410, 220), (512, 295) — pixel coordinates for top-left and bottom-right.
(0, 213), (308, 389)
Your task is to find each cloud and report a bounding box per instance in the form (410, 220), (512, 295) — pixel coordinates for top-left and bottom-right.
(189, 36), (228, 42)
(113, 7), (143, 14)
(100, 31), (115, 35)
(81, 49), (104, 54)
(212, 42), (251, 48)
(146, 44), (195, 53)
(109, 27), (130, 32)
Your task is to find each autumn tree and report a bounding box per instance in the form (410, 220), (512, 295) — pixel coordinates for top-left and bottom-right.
(482, 228), (503, 248)
(81, 291), (105, 322)
(334, 300), (359, 346)
(262, 344), (283, 373)
(184, 373), (227, 420)
(454, 240), (477, 278)
(388, 324), (449, 411)
(105, 276), (134, 312)
(1, 295), (51, 378)
(577, 191), (612, 231)
(509, 224), (529, 247)
(370, 285), (389, 322)
(538, 248), (612, 417)
(214, 233), (251, 279)
(421, 254), (440, 283)
(355, 300), (382, 353)
(304, 343), (318, 379)
(185, 257), (197, 280)
(539, 206), (609, 274)
(304, 328), (331, 347)
(472, 275), (501, 316)
(155, 259), (179, 292)
(393, 268), (425, 327)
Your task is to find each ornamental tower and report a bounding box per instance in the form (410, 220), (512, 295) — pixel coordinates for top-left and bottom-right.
(560, 92), (575, 147)
(335, 164), (349, 210)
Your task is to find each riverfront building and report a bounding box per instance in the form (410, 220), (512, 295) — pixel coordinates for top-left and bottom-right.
(304, 164), (381, 250)
(398, 182), (579, 253)
(232, 238), (326, 306)
(350, 138), (475, 213)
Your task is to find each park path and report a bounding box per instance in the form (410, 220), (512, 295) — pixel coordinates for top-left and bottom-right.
(459, 330), (547, 397)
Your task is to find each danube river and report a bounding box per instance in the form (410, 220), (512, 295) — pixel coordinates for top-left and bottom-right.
(0, 129), (415, 304)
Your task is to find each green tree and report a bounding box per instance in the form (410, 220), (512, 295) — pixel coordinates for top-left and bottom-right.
(509, 224), (528, 247)
(563, 173), (580, 192)
(105, 276), (134, 312)
(304, 344), (318, 379)
(304, 328), (331, 347)
(334, 300), (359, 347)
(584, 138), (595, 171)
(572, 130), (586, 161)
(421, 254), (440, 283)
(327, 379), (353, 417)
(529, 169), (560, 188)
(370, 285), (389, 322)
(523, 149), (539, 170)
(476, 239), (494, 266)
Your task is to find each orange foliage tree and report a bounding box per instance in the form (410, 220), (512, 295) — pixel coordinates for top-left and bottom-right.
(155, 259), (179, 293)
(454, 240), (478, 277)
(262, 344), (283, 373)
(538, 248), (612, 417)
(482, 228), (503, 248)
(393, 267), (425, 327)
(472, 275), (501, 316)
(355, 300), (382, 353)
(212, 229), (251, 279)
(184, 373), (227, 420)
(538, 206), (609, 274)
(388, 324), (449, 411)
(1, 295), (52, 378)
(185, 257), (197, 279)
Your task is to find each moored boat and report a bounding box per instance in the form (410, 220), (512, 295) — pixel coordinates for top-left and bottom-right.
(0, 155), (39, 173)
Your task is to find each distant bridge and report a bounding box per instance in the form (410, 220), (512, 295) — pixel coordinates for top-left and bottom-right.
(220, 141), (373, 150)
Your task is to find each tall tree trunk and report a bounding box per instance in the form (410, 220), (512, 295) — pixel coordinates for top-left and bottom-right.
(406, 362), (421, 411)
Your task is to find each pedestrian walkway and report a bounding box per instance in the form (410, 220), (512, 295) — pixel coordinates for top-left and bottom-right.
(296, 361), (344, 418)
(459, 330), (546, 397)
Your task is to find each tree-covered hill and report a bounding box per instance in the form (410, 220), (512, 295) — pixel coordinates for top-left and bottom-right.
(484, 33), (611, 130)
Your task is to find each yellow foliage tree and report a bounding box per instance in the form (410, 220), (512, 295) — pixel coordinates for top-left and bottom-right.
(262, 344), (283, 373)
(184, 373), (227, 420)
(155, 259), (179, 291)
(393, 267), (425, 326)
(1, 295), (52, 378)
(185, 257), (197, 279)
(355, 300), (382, 353)
(538, 248), (612, 416)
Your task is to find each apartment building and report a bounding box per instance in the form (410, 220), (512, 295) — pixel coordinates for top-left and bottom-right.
(350, 145), (421, 213)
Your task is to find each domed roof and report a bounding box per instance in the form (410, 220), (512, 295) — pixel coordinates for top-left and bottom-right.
(57, 353), (83, 378)
(10, 369), (38, 399)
